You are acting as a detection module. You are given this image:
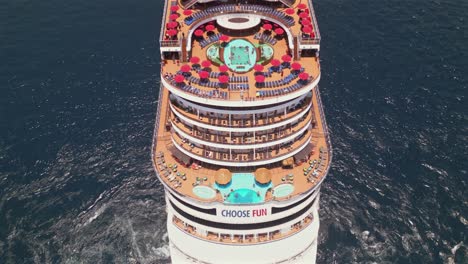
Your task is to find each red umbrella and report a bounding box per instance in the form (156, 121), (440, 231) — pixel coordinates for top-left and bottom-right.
(299, 72), (309, 80)
(291, 62), (302, 70)
(300, 18), (311, 25)
(281, 54), (292, 62)
(194, 29), (204, 37)
(271, 59), (281, 67)
(175, 74), (185, 83)
(183, 9), (192, 16)
(274, 28), (284, 35)
(310, 32), (316, 38)
(219, 34), (229, 42)
(255, 75), (265, 83)
(167, 21), (178, 28)
(199, 71), (209, 79)
(299, 12), (309, 19)
(205, 24), (215, 31)
(303, 8), (310, 14)
(201, 60), (211, 68)
(219, 65), (229, 72)
(254, 64), (264, 71)
(297, 3), (307, 9)
(180, 64), (191, 72)
(263, 24), (272, 31)
(302, 26), (313, 34)
(285, 8), (294, 15)
(166, 29), (177, 36)
(170, 5), (179, 12)
(218, 75), (229, 83)
(190, 56), (200, 64)
(169, 14), (179, 20)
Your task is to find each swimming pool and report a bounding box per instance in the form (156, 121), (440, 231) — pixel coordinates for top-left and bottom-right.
(214, 173), (272, 204)
(273, 184), (294, 198)
(223, 39), (257, 72)
(192, 185), (216, 200)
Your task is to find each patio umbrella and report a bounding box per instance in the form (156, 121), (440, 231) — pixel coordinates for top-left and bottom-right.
(194, 29), (204, 37)
(282, 54), (292, 62)
(271, 59), (281, 67)
(175, 74), (185, 83)
(180, 64), (191, 72)
(215, 169), (231, 185)
(263, 23), (272, 31)
(299, 12), (309, 19)
(219, 34), (229, 42)
(255, 168), (271, 184)
(302, 26), (313, 34)
(205, 24), (215, 31)
(219, 65), (229, 72)
(190, 56), (200, 64)
(199, 70), (209, 79)
(169, 14), (179, 20)
(291, 62), (302, 71)
(218, 75), (229, 83)
(285, 8), (294, 15)
(255, 75), (265, 83)
(167, 21), (178, 29)
(297, 3), (307, 9)
(183, 9), (192, 16)
(300, 18), (311, 25)
(201, 60), (211, 68)
(274, 28), (284, 35)
(299, 72), (309, 80)
(254, 64), (264, 72)
(170, 5), (179, 12)
(166, 29), (177, 36)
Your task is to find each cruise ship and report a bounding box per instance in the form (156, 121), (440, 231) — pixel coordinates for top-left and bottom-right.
(152, 0), (332, 263)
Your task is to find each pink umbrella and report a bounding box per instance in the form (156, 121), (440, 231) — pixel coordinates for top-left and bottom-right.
(299, 72), (309, 80)
(205, 24), (215, 31)
(180, 64), (191, 72)
(190, 56), (200, 64)
(281, 54), (292, 62)
(169, 14), (179, 20)
(170, 5), (179, 12)
(297, 3), (307, 9)
(194, 29), (204, 37)
(219, 65), (229, 72)
(302, 26), (313, 34)
(218, 75), (229, 83)
(254, 64), (264, 71)
(255, 75), (265, 83)
(291, 62), (302, 71)
(199, 71), (209, 79)
(263, 24), (272, 31)
(166, 29), (177, 36)
(201, 60), (211, 68)
(274, 28), (284, 35)
(183, 9), (192, 16)
(271, 59), (281, 67)
(299, 12), (309, 19)
(175, 74), (185, 83)
(167, 21), (178, 29)
(310, 32), (316, 38)
(219, 34), (229, 42)
(285, 8), (294, 15)
(300, 18), (311, 25)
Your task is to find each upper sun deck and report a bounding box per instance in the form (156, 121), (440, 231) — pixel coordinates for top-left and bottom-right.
(159, 0), (321, 105)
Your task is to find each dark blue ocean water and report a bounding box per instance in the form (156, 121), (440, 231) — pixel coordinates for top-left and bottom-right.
(1, 0), (466, 263)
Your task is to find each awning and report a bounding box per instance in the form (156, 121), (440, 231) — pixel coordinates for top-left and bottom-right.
(168, 145), (191, 165)
(294, 143), (313, 161)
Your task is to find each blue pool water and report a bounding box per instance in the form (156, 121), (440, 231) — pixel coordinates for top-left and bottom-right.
(214, 173), (272, 204)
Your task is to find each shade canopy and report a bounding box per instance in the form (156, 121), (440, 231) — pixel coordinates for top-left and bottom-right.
(255, 75), (265, 83)
(169, 14), (179, 20)
(302, 26), (313, 34)
(254, 64), (264, 71)
(201, 60), (212, 68)
(175, 74), (185, 83)
(180, 64), (191, 72)
(274, 28), (284, 35)
(299, 12), (309, 19)
(194, 29), (204, 36)
(263, 23), (272, 30)
(271, 59), (281, 67)
(291, 62), (302, 70)
(167, 21), (178, 28)
(218, 75), (229, 83)
(215, 169), (232, 185)
(255, 168), (272, 184)
(285, 8), (294, 15)
(205, 24), (215, 31)
(297, 3), (307, 9)
(199, 70), (209, 79)
(170, 5), (179, 12)
(190, 56), (200, 64)
(219, 34), (229, 42)
(299, 72), (309, 80)
(300, 18), (311, 25)
(166, 29), (177, 36)
(219, 65), (229, 72)
(183, 9), (192, 16)
(282, 54), (292, 62)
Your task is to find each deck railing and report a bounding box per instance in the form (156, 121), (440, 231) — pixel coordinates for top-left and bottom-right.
(159, 0), (170, 45)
